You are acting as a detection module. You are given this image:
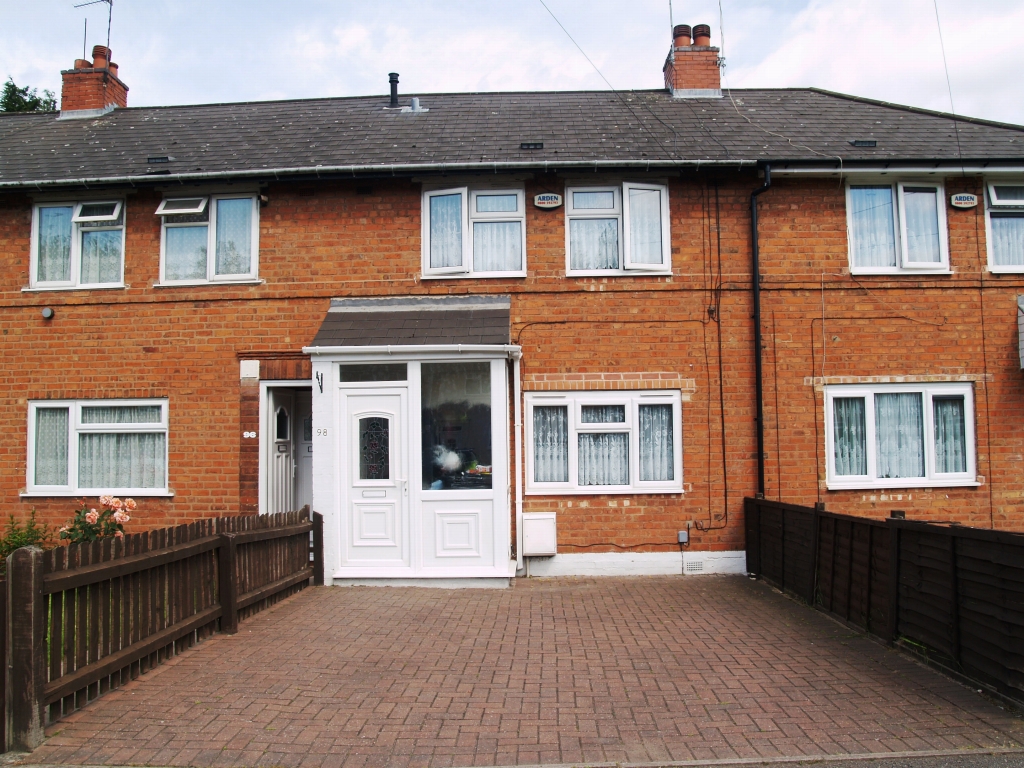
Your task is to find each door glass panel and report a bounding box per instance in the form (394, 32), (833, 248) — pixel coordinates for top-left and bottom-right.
(359, 417), (390, 480)
(276, 407), (289, 440)
(421, 362), (492, 490)
(339, 363), (407, 382)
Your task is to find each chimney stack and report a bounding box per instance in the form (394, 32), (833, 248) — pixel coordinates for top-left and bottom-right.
(663, 23), (721, 99)
(59, 45), (129, 118)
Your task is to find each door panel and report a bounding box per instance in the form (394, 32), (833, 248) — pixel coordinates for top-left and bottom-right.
(268, 390), (294, 515)
(295, 391), (313, 511)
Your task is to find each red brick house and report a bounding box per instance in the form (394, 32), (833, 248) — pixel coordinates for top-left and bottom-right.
(1, 29), (1022, 584)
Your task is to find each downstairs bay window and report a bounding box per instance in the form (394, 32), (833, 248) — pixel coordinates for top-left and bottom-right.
(526, 391), (682, 494)
(825, 384), (976, 490)
(27, 400), (169, 495)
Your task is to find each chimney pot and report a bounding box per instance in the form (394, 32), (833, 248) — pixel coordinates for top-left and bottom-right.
(74, 58), (91, 70)
(61, 44), (128, 114)
(108, 63), (118, 78)
(673, 24), (692, 47)
(693, 24), (712, 46)
(91, 45), (110, 69)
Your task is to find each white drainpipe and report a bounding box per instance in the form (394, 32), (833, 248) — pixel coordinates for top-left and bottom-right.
(512, 350), (524, 572)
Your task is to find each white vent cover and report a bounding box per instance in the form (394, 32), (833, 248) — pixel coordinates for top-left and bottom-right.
(684, 559), (704, 573)
(522, 512), (557, 557)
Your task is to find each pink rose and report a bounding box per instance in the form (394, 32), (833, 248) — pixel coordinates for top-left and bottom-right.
(124, 498), (137, 511)
(110, 498), (123, 510)
(59, 526), (70, 534)
(99, 495), (113, 507)
(113, 511), (130, 524)
(85, 511), (99, 524)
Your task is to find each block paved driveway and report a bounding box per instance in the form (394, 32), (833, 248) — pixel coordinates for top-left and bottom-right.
(25, 576), (1024, 768)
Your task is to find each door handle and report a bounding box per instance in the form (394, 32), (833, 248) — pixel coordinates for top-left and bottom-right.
(400, 479), (408, 497)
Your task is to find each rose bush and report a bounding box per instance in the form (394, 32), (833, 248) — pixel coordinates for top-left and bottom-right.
(59, 496), (136, 544)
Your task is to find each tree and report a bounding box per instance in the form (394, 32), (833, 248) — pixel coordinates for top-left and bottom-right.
(1, 77), (57, 112)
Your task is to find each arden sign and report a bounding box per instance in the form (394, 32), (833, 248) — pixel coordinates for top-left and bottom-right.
(534, 193), (563, 209)
(950, 193), (978, 209)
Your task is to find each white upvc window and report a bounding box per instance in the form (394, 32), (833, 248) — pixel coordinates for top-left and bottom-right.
(525, 390), (682, 494)
(565, 183), (671, 275)
(30, 200), (125, 289)
(984, 181), (1024, 272)
(157, 195), (259, 284)
(27, 399), (169, 496)
(846, 181), (950, 274)
(824, 383), (976, 491)
(421, 187), (526, 277)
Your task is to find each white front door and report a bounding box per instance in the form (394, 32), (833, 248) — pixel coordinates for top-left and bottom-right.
(341, 390), (409, 568)
(296, 391), (313, 511)
(268, 390), (295, 515)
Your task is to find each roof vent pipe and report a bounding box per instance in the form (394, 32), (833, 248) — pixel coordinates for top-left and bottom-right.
(389, 73), (399, 108)
(673, 24), (692, 47)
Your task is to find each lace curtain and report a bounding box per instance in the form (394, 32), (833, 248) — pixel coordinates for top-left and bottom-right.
(79, 433), (166, 489)
(639, 404), (673, 481)
(37, 206), (73, 282)
(570, 219), (619, 270)
(990, 214), (1024, 267)
(215, 198), (252, 276)
(430, 193), (463, 269)
(533, 406), (568, 482)
(578, 433), (628, 485)
(933, 396), (967, 473)
(581, 405), (625, 423)
(473, 221), (521, 271)
(902, 187), (941, 263)
(35, 407), (69, 485)
(80, 229), (122, 284)
(165, 225), (208, 280)
(875, 393), (924, 479)
(627, 188), (663, 265)
(833, 397), (867, 476)
(849, 187), (897, 268)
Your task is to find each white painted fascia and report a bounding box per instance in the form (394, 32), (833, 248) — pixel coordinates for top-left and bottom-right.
(771, 165), (1024, 177)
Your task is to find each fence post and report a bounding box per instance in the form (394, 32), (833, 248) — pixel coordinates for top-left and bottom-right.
(811, 502), (824, 606)
(218, 534), (238, 635)
(312, 512), (324, 586)
(7, 546), (46, 751)
(886, 515), (902, 645)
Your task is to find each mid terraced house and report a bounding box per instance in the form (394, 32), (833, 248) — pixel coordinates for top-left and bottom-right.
(1, 26), (1022, 585)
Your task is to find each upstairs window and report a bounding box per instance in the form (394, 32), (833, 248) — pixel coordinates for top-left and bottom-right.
(157, 195), (259, 284)
(986, 182), (1024, 272)
(565, 183), (671, 275)
(422, 188), (526, 277)
(31, 201), (125, 289)
(846, 182), (949, 273)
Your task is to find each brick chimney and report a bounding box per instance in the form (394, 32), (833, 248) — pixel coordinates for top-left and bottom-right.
(60, 45), (128, 118)
(663, 23), (722, 98)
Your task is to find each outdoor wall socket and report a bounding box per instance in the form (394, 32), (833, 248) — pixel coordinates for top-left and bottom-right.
(677, 530), (689, 544)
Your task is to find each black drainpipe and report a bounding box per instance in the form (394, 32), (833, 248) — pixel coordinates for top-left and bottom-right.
(750, 164), (772, 498)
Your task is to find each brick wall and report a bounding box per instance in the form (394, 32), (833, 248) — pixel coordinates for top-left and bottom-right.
(663, 47), (721, 92)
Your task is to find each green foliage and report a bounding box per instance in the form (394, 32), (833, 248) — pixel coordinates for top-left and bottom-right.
(0, 511), (52, 573)
(1, 77), (57, 113)
(59, 496), (136, 545)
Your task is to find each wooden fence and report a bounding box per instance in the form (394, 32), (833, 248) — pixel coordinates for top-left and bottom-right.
(5, 509), (324, 752)
(745, 497), (1024, 707)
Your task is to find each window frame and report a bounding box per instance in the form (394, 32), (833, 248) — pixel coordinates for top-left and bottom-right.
(525, 389), (683, 495)
(157, 194), (260, 285)
(421, 186), (527, 278)
(984, 180), (1024, 273)
(26, 398), (170, 496)
(29, 200), (126, 290)
(845, 180), (950, 275)
(824, 383), (977, 491)
(565, 183), (672, 276)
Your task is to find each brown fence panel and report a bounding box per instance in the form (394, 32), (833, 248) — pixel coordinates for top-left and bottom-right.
(815, 513), (890, 637)
(744, 498), (815, 603)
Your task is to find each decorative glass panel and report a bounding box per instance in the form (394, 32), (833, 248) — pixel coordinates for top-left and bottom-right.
(473, 221), (522, 272)
(276, 408), (289, 440)
(303, 416), (313, 442)
(933, 396), (967, 474)
(581, 405), (625, 423)
(569, 218), (619, 270)
(832, 397), (867, 476)
(214, 198), (252, 276)
(339, 363), (407, 382)
(79, 433), (166, 489)
(421, 362), (491, 490)
(165, 226), (208, 280)
(82, 405), (162, 424)
(627, 188), (664, 265)
(533, 406), (568, 483)
(476, 194), (517, 213)
(37, 206), (73, 282)
(578, 433), (628, 485)
(902, 187), (942, 263)
(359, 417), (390, 480)
(639, 404), (673, 481)
(429, 193), (463, 269)
(990, 214), (1024, 267)
(35, 407), (69, 486)
(80, 229), (122, 284)
(875, 393), (924, 478)
(573, 191), (615, 209)
(849, 186), (897, 268)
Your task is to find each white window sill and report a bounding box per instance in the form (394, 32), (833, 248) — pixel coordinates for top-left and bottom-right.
(567, 270), (672, 278)
(22, 284), (127, 293)
(526, 487), (684, 496)
(20, 490), (176, 498)
(421, 272), (527, 280)
(848, 268), (952, 277)
(987, 265), (1024, 274)
(826, 478), (981, 491)
(153, 278), (264, 288)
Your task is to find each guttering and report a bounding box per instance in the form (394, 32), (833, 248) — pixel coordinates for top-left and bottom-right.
(750, 164), (772, 498)
(302, 344), (522, 358)
(0, 159), (756, 190)
(771, 164), (1024, 176)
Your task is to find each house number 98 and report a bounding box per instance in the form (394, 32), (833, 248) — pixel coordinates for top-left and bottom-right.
(316, 428), (329, 437)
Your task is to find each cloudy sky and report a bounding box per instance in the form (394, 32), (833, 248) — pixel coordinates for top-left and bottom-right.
(2, 0), (1022, 126)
